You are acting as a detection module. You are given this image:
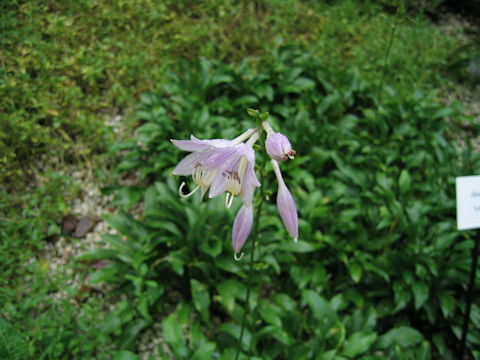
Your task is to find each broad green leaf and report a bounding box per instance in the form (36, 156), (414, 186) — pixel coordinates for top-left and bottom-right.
(347, 262), (363, 283)
(316, 350), (337, 360)
(278, 240), (320, 253)
(393, 281), (410, 312)
(258, 300), (282, 327)
(190, 321), (208, 349)
(438, 292), (455, 318)
(191, 342), (216, 360)
(302, 289), (333, 322)
(416, 340), (431, 360)
(257, 325), (292, 345)
(399, 169), (411, 194)
(119, 319), (151, 350)
(273, 293), (297, 313)
(411, 281), (429, 310)
(376, 326), (423, 348)
(342, 332), (377, 357)
(219, 323), (251, 350)
(190, 279), (211, 322)
(176, 301), (194, 327)
(162, 314), (183, 345)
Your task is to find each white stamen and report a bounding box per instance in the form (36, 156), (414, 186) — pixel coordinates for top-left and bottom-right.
(179, 182), (200, 198)
(288, 154), (295, 160)
(234, 252), (244, 261)
(225, 193), (234, 209)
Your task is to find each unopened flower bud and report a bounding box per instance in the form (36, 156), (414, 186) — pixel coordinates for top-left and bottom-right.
(266, 132), (296, 162)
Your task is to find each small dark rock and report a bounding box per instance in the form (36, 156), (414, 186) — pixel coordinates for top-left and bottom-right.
(74, 213), (101, 238)
(62, 215), (78, 236)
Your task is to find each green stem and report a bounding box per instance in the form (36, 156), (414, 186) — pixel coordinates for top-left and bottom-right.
(235, 137), (267, 360)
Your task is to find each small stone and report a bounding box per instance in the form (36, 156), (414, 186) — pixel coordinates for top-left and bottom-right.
(62, 215), (78, 235)
(75, 213), (101, 238)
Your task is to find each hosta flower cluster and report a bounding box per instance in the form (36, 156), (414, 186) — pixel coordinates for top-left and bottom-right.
(171, 120), (297, 256)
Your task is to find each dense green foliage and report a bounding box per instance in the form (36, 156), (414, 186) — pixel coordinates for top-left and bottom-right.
(1, 0), (479, 359)
(81, 47), (479, 358)
(0, 0), (460, 185)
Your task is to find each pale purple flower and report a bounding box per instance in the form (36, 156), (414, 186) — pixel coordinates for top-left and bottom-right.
(171, 130), (261, 255)
(171, 132), (260, 206)
(271, 160), (298, 241)
(232, 204), (253, 254)
(266, 132), (296, 162)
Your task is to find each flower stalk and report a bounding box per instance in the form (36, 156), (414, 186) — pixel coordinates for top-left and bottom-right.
(235, 132), (267, 360)
(171, 108), (299, 359)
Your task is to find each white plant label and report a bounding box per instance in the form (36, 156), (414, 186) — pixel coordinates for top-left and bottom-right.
(456, 176), (480, 230)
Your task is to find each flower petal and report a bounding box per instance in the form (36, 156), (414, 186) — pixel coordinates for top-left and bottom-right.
(241, 164), (260, 204)
(266, 132), (293, 162)
(272, 160), (298, 240)
(232, 204), (253, 253)
(203, 148), (239, 171)
(277, 181), (298, 240)
(171, 136), (233, 152)
(208, 170), (227, 198)
(172, 152), (209, 175)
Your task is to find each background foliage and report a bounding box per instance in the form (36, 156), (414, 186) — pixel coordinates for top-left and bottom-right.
(87, 46), (480, 358)
(1, 0), (479, 359)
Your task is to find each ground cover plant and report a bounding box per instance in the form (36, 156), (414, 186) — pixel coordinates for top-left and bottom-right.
(1, 0), (479, 359)
(77, 46), (480, 359)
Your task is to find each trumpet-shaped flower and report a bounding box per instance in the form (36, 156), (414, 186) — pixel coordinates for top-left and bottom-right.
(232, 203), (253, 254)
(171, 131), (260, 206)
(171, 130), (261, 255)
(271, 159), (298, 241)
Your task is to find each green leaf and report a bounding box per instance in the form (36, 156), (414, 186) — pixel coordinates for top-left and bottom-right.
(119, 319), (150, 350)
(219, 323), (251, 350)
(317, 350), (338, 360)
(399, 169), (411, 194)
(393, 281), (410, 312)
(411, 281), (429, 310)
(432, 106), (454, 119)
(258, 300), (282, 327)
(247, 108), (259, 117)
(191, 342), (216, 360)
(278, 240), (320, 253)
(416, 341), (431, 360)
(177, 301), (194, 327)
(216, 280), (246, 314)
(302, 289), (333, 322)
(438, 292), (455, 318)
(190, 321), (209, 349)
(342, 332), (377, 357)
(190, 279), (211, 322)
(257, 325), (292, 345)
(162, 314), (183, 344)
(376, 326), (423, 348)
(347, 262), (363, 283)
